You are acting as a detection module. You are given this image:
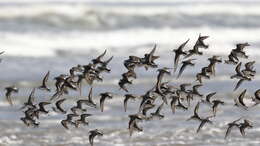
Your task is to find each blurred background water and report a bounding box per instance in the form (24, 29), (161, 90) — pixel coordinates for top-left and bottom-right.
(0, 0), (260, 145)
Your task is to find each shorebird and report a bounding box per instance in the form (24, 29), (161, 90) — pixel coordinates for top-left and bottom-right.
(21, 106), (40, 127)
(20, 116), (39, 128)
(100, 92), (113, 112)
(187, 102), (201, 121)
(123, 94), (139, 112)
(207, 56), (222, 76)
(173, 39), (189, 72)
(89, 129), (103, 146)
(129, 120), (143, 136)
(96, 56), (113, 73)
(185, 34), (209, 58)
(92, 50), (107, 66)
(71, 99), (89, 115)
(196, 116), (213, 133)
(5, 85), (19, 106)
(52, 98), (67, 114)
(231, 62), (246, 80)
(211, 99), (224, 117)
(21, 88), (36, 110)
(159, 81), (176, 95)
(138, 87), (156, 113)
(141, 100), (155, 117)
(194, 34), (209, 50)
(51, 74), (72, 100)
(232, 43), (250, 59)
(190, 84), (203, 97)
(225, 52), (239, 65)
(122, 69), (137, 79)
(150, 103), (164, 120)
(208, 55), (222, 64)
(24, 107), (38, 120)
(84, 87), (97, 108)
(242, 61), (256, 77)
(196, 68), (210, 84)
(38, 71), (51, 92)
(118, 75), (132, 92)
(201, 92), (216, 105)
(61, 114), (78, 129)
(69, 65), (84, 76)
(239, 119), (253, 137)
(36, 102), (51, 115)
(231, 62), (252, 90)
(124, 56), (142, 70)
(155, 67), (171, 104)
(225, 118), (242, 139)
(128, 114), (144, 136)
(177, 59), (196, 78)
(75, 113), (92, 128)
(142, 44), (160, 70)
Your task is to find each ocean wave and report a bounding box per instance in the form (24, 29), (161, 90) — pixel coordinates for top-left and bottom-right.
(2, 13), (260, 32)
(0, 2), (260, 32)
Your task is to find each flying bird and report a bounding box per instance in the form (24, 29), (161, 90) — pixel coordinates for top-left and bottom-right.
(5, 85), (19, 106)
(38, 71), (51, 92)
(173, 39), (189, 72)
(89, 129), (103, 146)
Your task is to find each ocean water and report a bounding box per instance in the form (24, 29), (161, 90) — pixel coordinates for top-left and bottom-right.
(0, 0), (260, 145)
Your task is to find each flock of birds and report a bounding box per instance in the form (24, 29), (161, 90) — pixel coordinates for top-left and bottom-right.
(1, 34), (260, 145)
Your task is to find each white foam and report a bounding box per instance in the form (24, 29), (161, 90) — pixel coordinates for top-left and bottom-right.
(1, 28), (260, 57)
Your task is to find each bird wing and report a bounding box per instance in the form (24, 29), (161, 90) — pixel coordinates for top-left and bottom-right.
(212, 103), (218, 116)
(206, 92), (216, 103)
(100, 96), (106, 112)
(234, 79), (244, 91)
(245, 61), (255, 70)
(89, 133), (95, 146)
(61, 120), (69, 129)
(174, 53), (180, 72)
(148, 44), (156, 63)
(179, 39), (190, 51)
(96, 50), (107, 61)
(197, 120), (206, 133)
(123, 96), (128, 112)
(104, 56), (113, 65)
(194, 102), (200, 115)
(56, 99), (66, 113)
(88, 87), (93, 101)
(6, 93), (13, 106)
(239, 127), (246, 137)
(155, 103), (164, 114)
(177, 63), (187, 78)
(170, 98), (177, 114)
(28, 88), (36, 104)
(42, 71), (50, 86)
(238, 89), (247, 107)
(225, 125), (233, 139)
(235, 62), (242, 74)
(233, 117), (242, 123)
